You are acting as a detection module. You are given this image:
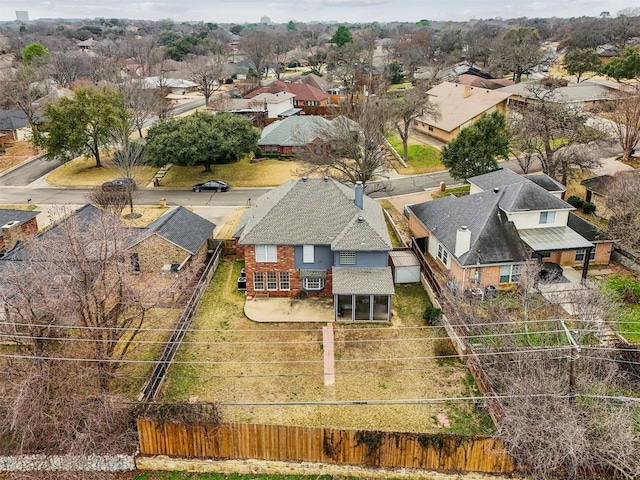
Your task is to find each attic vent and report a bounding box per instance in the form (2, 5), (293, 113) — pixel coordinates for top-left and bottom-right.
(323, 176), (329, 182)
(493, 187), (499, 194)
(302, 176), (308, 182)
(357, 215), (364, 222)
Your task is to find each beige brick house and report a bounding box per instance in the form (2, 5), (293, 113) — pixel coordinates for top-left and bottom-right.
(129, 206), (216, 273)
(407, 169), (613, 291)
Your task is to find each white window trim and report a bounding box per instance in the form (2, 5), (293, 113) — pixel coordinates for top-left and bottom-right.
(279, 272), (290, 290)
(256, 244), (277, 262)
(254, 272), (265, 290)
(437, 243), (449, 266)
(303, 277), (325, 291)
(499, 264), (522, 283)
(303, 245), (314, 263)
(266, 271), (278, 291)
(539, 211), (556, 225)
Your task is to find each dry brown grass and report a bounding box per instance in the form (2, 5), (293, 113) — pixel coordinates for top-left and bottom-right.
(46, 155), (157, 187)
(165, 258), (476, 434)
(120, 206), (171, 227)
(0, 141), (36, 173)
(215, 207), (247, 239)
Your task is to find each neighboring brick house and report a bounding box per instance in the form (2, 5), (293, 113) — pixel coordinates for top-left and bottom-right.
(0, 109), (30, 144)
(407, 169), (612, 291)
(234, 177), (394, 322)
(497, 80), (618, 114)
(412, 82), (511, 143)
(257, 115), (334, 156)
(0, 209), (39, 255)
(245, 80), (330, 108)
(129, 206), (216, 273)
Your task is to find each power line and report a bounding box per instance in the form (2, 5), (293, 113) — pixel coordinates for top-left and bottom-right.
(0, 328), (576, 346)
(0, 345), (574, 365)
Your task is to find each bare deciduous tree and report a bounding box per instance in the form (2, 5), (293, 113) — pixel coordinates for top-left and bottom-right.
(239, 31), (274, 80)
(0, 206), (191, 393)
(188, 54), (228, 107)
(492, 27), (544, 83)
(120, 79), (158, 137)
(606, 87), (640, 161)
(388, 83), (439, 163)
(46, 51), (89, 88)
(300, 99), (389, 189)
(604, 171), (640, 259)
(0, 63), (49, 142)
(451, 284), (640, 480)
(510, 81), (605, 184)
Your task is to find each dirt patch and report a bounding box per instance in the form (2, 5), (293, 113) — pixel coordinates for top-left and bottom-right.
(164, 258), (479, 434)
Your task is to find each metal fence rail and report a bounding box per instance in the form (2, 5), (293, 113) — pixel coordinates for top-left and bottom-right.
(138, 240), (224, 402)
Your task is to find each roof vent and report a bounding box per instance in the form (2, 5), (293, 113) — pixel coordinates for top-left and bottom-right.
(493, 187), (499, 194)
(302, 176), (308, 182)
(323, 176), (329, 182)
(357, 215), (364, 222)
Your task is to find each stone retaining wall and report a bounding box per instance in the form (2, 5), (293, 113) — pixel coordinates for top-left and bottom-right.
(0, 454), (135, 472)
(136, 456), (522, 480)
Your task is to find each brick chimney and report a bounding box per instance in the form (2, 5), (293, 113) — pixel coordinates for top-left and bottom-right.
(354, 181), (364, 209)
(463, 85), (472, 98)
(1, 220), (22, 252)
(455, 225), (471, 257)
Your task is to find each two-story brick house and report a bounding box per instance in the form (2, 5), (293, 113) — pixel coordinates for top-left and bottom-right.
(234, 177), (394, 321)
(407, 169), (613, 291)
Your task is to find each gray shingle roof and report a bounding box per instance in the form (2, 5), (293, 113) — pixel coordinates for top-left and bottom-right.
(497, 181), (573, 212)
(237, 177), (391, 251)
(523, 174), (566, 193)
(258, 116), (331, 147)
(144, 206), (215, 254)
(408, 191), (529, 266)
(0, 209), (39, 230)
(332, 267), (395, 295)
(469, 168), (565, 194)
(0, 109), (28, 131)
(567, 212), (610, 243)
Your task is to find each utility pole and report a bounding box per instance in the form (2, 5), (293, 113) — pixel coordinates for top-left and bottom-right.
(561, 319), (581, 405)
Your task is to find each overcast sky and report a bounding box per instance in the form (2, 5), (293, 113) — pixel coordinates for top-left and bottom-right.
(1, 0), (639, 24)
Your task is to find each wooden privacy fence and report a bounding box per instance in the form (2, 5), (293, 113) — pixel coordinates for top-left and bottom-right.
(137, 420), (515, 474)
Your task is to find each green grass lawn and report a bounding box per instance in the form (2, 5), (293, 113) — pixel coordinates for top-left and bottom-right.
(386, 136), (443, 175)
(602, 275), (640, 343)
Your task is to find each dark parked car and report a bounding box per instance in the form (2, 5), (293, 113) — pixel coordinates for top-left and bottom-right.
(101, 178), (136, 191)
(192, 180), (229, 192)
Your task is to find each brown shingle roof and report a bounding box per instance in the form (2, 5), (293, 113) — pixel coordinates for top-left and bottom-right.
(245, 80), (329, 102)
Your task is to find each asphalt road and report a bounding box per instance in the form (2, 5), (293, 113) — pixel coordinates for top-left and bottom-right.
(0, 155), (60, 187)
(0, 185), (271, 207)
